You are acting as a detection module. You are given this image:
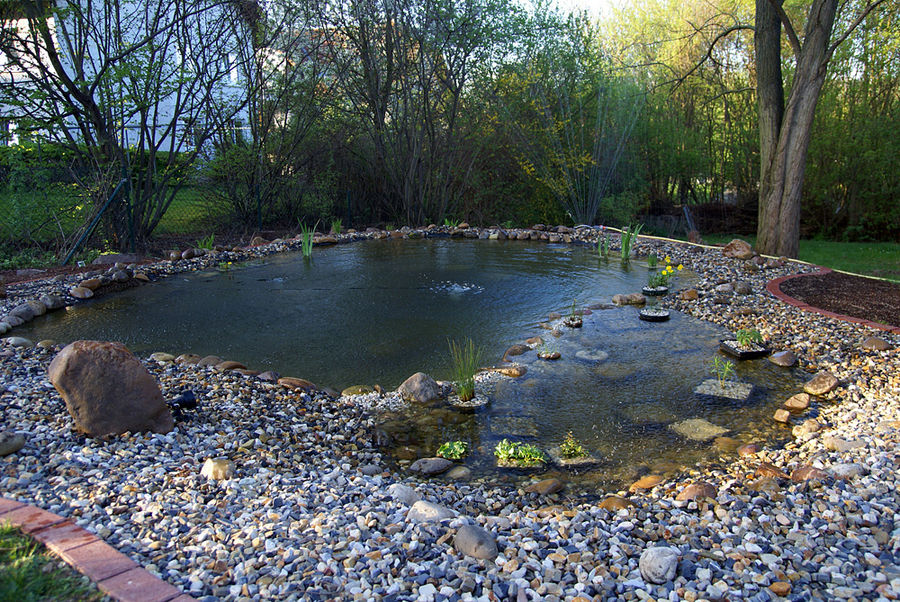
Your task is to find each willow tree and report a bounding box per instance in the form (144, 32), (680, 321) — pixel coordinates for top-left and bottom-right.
(754, 0), (887, 257)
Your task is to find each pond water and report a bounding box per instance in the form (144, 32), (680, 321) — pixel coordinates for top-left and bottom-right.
(19, 238), (798, 489)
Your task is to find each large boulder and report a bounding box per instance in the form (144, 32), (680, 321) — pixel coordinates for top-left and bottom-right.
(48, 340), (173, 436)
(722, 239), (754, 260)
(397, 372), (441, 403)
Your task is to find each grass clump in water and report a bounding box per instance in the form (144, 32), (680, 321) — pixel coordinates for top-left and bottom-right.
(447, 337), (483, 402)
(0, 522), (106, 600)
(299, 221), (318, 258)
(494, 439), (547, 466)
(436, 440), (468, 460)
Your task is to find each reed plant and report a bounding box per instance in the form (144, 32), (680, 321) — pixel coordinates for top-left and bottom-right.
(447, 337), (484, 402)
(619, 223), (643, 260)
(330, 218), (342, 235)
(299, 220), (318, 258)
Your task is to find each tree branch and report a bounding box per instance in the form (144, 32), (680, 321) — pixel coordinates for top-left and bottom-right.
(765, 0), (802, 58)
(671, 25), (754, 90)
(827, 0), (888, 57)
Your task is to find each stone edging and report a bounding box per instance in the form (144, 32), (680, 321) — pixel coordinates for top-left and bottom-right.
(0, 496), (193, 602)
(766, 267), (900, 334)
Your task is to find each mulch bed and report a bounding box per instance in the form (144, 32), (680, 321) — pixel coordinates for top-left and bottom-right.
(778, 270), (900, 328)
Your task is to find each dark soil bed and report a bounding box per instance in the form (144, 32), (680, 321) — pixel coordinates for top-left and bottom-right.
(779, 270), (900, 328)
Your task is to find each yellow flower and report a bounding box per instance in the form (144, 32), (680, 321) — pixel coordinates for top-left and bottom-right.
(664, 255), (671, 263)
(677, 264), (684, 271)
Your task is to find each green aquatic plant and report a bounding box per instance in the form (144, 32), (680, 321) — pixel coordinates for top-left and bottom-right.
(299, 221), (318, 258)
(735, 328), (764, 349)
(597, 225), (609, 258)
(647, 252), (658, 268)
(436, 440), (468, 460)
(559, 431), (588, 459)
(620, 223), (643, 261)
(443, 217), (460, 228)
(448, 337), (484, 402)
(494, 439), (547, 466)
(712, 356), (736, 387)
(330, 218), (342, 235)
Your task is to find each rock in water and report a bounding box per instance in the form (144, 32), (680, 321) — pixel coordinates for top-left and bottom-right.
(409, 457), (453, 476)
(669, 418), (729, 442)
(397, 372), (441, 403)
(639, 546), (679, 584)
(454, 525), (498, 560)
(48, 340), (174, 436)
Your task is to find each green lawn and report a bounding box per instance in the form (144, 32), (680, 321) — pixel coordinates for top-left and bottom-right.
(699, 234), (900, 281)
(0, 522), (107, 601)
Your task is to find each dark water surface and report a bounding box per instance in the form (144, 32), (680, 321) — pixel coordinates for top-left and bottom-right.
(20, 239), (798, 488)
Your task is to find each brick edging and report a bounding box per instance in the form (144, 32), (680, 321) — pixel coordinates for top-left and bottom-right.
(0, 497), (193, 602)
(766, 267), (900, 334)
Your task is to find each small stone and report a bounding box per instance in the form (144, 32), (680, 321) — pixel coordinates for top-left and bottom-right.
(197, 355), (224, 367)
(409, 457), (453, 476)
(407, 500), (457, 522)
(737, 443), (760, 457)
(68, 286), (94, 299)
(502, 344), (530, 361)
(675, 481), (716, 501)
(769, 350), (797, 367)
(454, 525), (498, 560)
(804, 371), (838, 396)
(445, 466), (471, 480)
(524, 478), (563, 495)
(150, 352), (176, 362)
(0, 431), (26, 456)
(680, 289), (699, 301)
(277, 377), (317, 392)
(861, 336), (892, 351)
(769, 582), (791, 596)
(215, 360), (247, 372)
(773, 409), (791, 423)
(3, 337), (33, 347)
(639, 546), (679, 584)
(629, 475), (664, 492)
(791, 465), (830, 483)
(488, 365), (527, 378)
(387, 484), (421, 505)
(599, 496), (635, 511)
(397, 372), (441, 403)
(822, 436), (865, 452)
(784, 393), (810, 413)
(201, 458), (235, 480)
(175, 354), (202, 365)
(341, 385), (375, 396)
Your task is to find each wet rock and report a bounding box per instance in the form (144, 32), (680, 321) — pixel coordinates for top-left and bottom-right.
(599, 496), (635, 511)
(773, 409), (791, 423)
(407, 500), (457, 522)
(712, 437), (741, 453)
(486, 365), (527, 378)
(398, 372), (441, 403)
(784, 393), (810, 413)
(804, 371), (838, 396)
(48, 340), (173, 437)
(769, 350), (797, 367)
(639, 546), (679, 584)
(675, 481), (716, 501)
(680, 288), (699, 301)
(722, 239), (754, 260)
(629, 475), (664, 492)
(0, 431), (26, 456)
(150, 352), (176, 362)
(79, 278), (102, 291)
(669, 418), (729, 442)
(342, 385), (375, 396)
(862, 337), (892, 351)
(36, 340), (56, 349)
(454, 525), (498, 560)
(175, 354), (202, 365)
(197, 355), (224, 367)
(4, 337), (33, 347)
(277, 377), (317, 392)
(409, 457), (453, 476)
(575, 349), (609, 362)
(502, 344), (530, 361)
(215, 360), (247, 372)
(257, 370), (280, 382)
(201, 458), (235, 480)
(39, 293), (67, 311)
(445, 466), (471, 480)
(68, 286), (94, 299)
(737, 443), (760, 456)
(524, 478), (563, 495)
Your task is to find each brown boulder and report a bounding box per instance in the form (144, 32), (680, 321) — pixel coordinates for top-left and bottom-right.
(599, 496), (635, 511)
(768, 350), (797, 367)
(791, 465), (830, 483)
(278, 377), (317, 392)
(722, 239), (754, 260)
(862, 337), (892, 351)
(679, 289), (699, 301)
(804, 371), (839, 396)
(784, 393), (811, 413)
(524, 478), (564, 495)
(502, 344), (530, 362)
(675, 481), (717, 501)
(48, 341), (173, 437)
(629, 474), (664, 492)
(737, 443), (760, 457)
(397, 372), (441, 403)
(773, 408), (792, 423)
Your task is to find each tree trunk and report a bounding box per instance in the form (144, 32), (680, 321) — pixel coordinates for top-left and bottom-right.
(755, 0), (838, 258)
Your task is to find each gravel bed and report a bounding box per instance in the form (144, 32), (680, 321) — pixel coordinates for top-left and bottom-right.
(1, 226), (898, 601)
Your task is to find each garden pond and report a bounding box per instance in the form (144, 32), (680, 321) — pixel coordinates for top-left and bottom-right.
(17, 238), (800, 490)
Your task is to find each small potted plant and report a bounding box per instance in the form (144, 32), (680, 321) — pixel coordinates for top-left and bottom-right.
(436, 440), (468, 461)
(639, 305), (671, 322)
(536, 343), (561, 360)
(642, 256), (682, 296)
(494, 439), (548, 469)
(720, 328), (769, 360)
(694, 356), (753, 401)
(563, 299), (583, 328)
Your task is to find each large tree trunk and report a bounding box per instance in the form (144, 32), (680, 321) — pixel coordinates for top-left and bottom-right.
(755, 0), (837, 258)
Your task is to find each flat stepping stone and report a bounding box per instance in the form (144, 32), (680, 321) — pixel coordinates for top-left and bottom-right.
(575, 349), (609, 362)
(694, 379), (753, 401)
(669, 418), (730, 442)
(546, 447), (602, 472)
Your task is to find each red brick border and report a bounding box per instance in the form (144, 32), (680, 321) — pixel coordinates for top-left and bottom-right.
(0, 496), (191, 602)
(767, 267), (900, 334)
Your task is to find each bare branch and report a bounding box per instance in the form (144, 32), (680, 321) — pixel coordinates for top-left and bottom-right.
(827, 0), (888, 57)
(766, 0), (802, 58)
(670, 25), (754, 91)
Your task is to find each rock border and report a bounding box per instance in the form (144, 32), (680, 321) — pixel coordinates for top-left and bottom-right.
(0, 496), (194, 602)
